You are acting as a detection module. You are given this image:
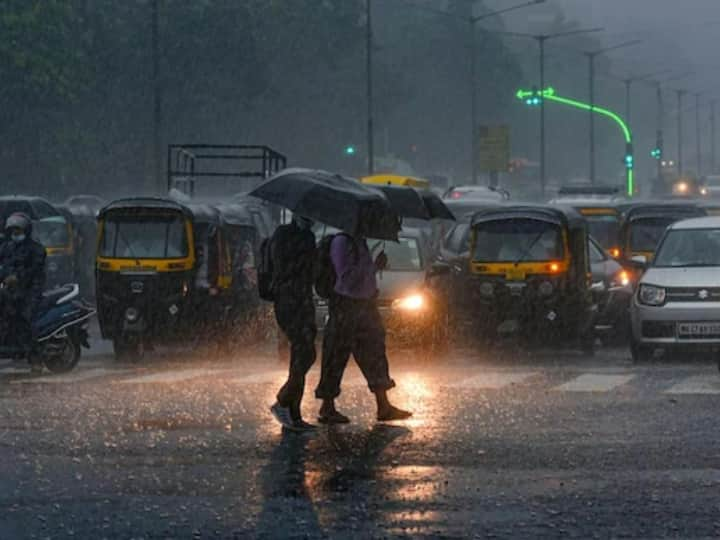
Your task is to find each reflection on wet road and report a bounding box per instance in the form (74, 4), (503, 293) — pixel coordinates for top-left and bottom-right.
(2, 346), (720, 538)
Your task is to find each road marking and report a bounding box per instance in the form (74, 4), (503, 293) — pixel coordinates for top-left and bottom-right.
(446, 371), (538, 389)
(665, 376), (720, 395)
(231, 370), (287, 384)
(117, 368), (230, 384)
(12, 368), (119, 384)
(554, 373), (634, 393)
(0, 366), (29, 375)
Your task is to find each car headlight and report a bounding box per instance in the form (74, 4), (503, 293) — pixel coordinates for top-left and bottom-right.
(610, 270), (631, 288)
(125, 307), (140, 322)
(393, 293), (426, 311)
(700, 187), (709, 196)
(638, 284), (666, 306)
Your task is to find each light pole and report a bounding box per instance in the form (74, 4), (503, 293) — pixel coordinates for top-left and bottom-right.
(712, 99), (717, 174)
(366, 0), (374, 175)
(151, 0), (162, 194)
(696, 92), (702, 176)
(467, 0), (546, 184)
(677, 89), (686, 175)
(583, 40), (640, 184)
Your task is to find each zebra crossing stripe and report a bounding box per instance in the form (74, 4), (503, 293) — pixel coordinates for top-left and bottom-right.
(665, 376), (720, 395)
(554, 373), (634, 393)
(447, 371), (538, 389)
(231, 371), (287, 384)
(12, 368), (119, 384)
(117, 368), (226, 385)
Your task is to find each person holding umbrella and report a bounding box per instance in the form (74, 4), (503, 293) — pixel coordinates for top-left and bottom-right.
(314, 230), (412, 424)
(250, 169), (411, 424)
(268, 213), (318, 431)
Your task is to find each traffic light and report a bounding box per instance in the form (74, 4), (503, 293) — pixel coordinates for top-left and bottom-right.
(524, 86), (542, 106)
(650, 147), (662, 159)
(344, 145), (356, 156)
(625, 143), (634, 169)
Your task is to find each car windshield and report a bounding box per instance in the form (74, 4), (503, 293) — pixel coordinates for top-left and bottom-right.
(473, 218), (563, 262)
(584, 215), (619, 249)
(383, 237), (422, 271)
(654, 228), (720, 267)
(33, 217), (70, 248)
(99, 214), (188, 259)
(629, 217), (674, 252)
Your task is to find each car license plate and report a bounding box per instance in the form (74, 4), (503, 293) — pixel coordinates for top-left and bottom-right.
(677, 322), (720, 336)
(506, 268), (526, 281)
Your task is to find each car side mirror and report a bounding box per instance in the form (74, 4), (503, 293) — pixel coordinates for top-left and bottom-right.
(429, 261), (451, 277)
(627, 254), (648, 270)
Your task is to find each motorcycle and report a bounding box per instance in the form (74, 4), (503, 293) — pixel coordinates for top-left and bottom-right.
(0, 283), (95, 373)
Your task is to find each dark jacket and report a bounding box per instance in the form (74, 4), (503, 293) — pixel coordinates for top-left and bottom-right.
(270, 223), (316, 299)
(0, 237), (47, 310)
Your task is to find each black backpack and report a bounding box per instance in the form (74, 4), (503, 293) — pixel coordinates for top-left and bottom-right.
(257, 237), (275, 301)
(314, 233), (355, 299)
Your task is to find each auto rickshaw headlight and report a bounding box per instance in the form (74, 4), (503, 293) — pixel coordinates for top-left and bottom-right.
(479, 282), (494, 297)
(538, 281), (554, 297)
(125, 307), (140, 322)
(393, 293), (426, 311)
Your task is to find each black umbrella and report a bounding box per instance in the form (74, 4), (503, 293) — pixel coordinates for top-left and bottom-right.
(419, 190), (456, 220)
(367, 184), (431, 220)
(369, 185), (456, 221)
(249, 168), (400, 240)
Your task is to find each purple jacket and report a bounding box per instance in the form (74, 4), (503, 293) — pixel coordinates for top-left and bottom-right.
(330, 235), (378, 299)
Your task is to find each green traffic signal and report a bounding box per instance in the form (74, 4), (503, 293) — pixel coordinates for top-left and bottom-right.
(625, 154), (634, 168)
(344, 145), (356, 156)
(650, 148), (662, 159)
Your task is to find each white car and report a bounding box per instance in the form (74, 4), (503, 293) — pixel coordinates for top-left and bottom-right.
(630, 216), (720, 361)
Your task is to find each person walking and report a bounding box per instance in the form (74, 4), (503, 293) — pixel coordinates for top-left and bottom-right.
(0, 213), (46, 372)
(269, 215), (318, 431)
(315, 232), (412, 424)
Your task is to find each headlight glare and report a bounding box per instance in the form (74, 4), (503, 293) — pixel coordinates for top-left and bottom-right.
(393, 293), (426, 311)
(638, 284), (666, 306)
(125, 307), (140, 322)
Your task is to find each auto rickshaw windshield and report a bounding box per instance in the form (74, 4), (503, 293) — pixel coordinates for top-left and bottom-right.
(473, 218), (564, 263)
(33, 216), (70, 248)
(629, 217), (675, 253)
(382, 237), (423, 271)
(99, 214), (188, 259)
(584, 215), (619, 250)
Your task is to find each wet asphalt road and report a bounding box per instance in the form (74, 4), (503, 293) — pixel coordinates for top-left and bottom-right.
(2, 338), (720, 539)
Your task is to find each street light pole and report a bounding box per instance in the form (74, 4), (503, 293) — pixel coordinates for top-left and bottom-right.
(151, 0), (162, 194)
(712, 100), (717, 174)
(583, 40), (640, 184)
(366, 0), (374, 175)
(696, 93), (702, 176)
(586, 52), (596, 184)
(677, 89), (685, 175)
(539, 36), (546, 196)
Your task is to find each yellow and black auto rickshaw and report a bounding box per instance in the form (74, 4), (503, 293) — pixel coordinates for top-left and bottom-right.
(617, 202), (706, 263)
(34, 214), (75, 288)
(96, 198), (234, 360)
(361, 174), (431, 189)
(467, 205), (595, 350)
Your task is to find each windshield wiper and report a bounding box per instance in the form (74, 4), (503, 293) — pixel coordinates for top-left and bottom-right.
(513, 230), (546, 266)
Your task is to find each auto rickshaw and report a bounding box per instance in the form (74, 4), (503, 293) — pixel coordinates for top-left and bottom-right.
(60, 203), (99, 298)
(361, 174), (431, 189)
(96, 198), (234, 360)
(617, 202), (706, 263)
(467, 204), (595, 350)
(33, 214), (75, 288)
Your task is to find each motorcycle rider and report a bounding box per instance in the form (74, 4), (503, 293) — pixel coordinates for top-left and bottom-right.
(0, 213), (47, 372)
